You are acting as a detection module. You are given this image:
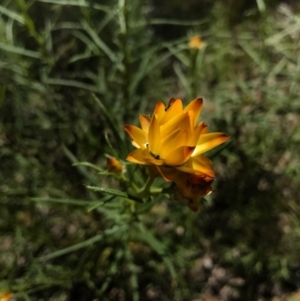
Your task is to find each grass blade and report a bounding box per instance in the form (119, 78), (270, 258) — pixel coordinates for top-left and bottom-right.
(0, 42), (41, 58)
(0, 5), (25, 24)
(39, 225), (126, 261)
(92, 94), (127, 157)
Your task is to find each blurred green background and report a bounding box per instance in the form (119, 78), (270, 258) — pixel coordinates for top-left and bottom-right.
(1, 0), (300, 300)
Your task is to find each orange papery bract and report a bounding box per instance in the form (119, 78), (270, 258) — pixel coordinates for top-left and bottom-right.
(173, 172), (213, 212)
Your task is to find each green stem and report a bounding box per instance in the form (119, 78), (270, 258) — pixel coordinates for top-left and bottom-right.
(150, 185), (173, 196)
(119, 0), (131, 115)
(149, 187), (163, 195)
(136, 177), (154, 198)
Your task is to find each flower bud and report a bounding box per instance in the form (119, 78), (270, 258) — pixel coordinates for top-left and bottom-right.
(188, 35), (206, 50)
(106, 157), (124, 176)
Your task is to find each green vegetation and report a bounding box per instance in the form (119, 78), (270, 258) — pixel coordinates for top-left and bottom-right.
(1, 0), (300, 300)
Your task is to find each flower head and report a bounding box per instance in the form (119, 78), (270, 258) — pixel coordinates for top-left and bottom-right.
(188, 36), (206, 50)
(124, 98), (229, 182)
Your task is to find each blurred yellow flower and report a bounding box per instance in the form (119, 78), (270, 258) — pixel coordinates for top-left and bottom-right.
(124, 98), (229, 182)
(106, 157), (124, 176)
(0, 292), (13, 301)
(188, 35), (206, 50)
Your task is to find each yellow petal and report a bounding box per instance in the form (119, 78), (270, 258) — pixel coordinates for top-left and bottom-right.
(183, 98), (203, 124)
(160, 130), (188, 158)
(124, 125), (147, 149)
(148, 115), (161, 156)
(139, 114), (151, 132)
(189, 121), (207, 146)
(132, 141), (140, 148)
(152, 101), (165, 121)
(126, 149), (148, 165)
(160, 98), (183, 124)
(164, 146), (194, 166)
(200, 123), (209, 134)
(194, 154), (213, 166)
(193, 132), (229, 156)
(161, 112), (192, 138)
(176, 156), (215, 178)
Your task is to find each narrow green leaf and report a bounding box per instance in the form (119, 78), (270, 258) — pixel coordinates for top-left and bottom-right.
(174, 63), (192, 97)
(267, 57), (287, 79)
(124, 247), (139, 301)
(39, 225), (126, 261)
(0, 42), (41, 59)
(86, 186), (143, 203)
(129, 45), (159, 96)
(239, 41), (266, 72)
(29, 197), (101, 207)
(137, 196), (162, 214)
(62, 146), (98, 201)
(168, 45), (189, 66)
(256, 0), (266, 12)
(37, 0), (112, 12)
(44, 19), (53, 53)
(104, 132), (120, 159)
(130, 51), (173, 97)
(98, 249), (124, 294)
(136, 224), (166, 255)
(163, 257), (177, 279)
(37, 0), (84, 4)
(44, 78), (100, 93)
(265, 23), (300, 45)
(87, 198), (112, 212)
(73, 162), (105, 173)
(0, 5), (25, 24)
(136, 223), (177, 278)
(68, 50), (92, 64)
(92, 94), (127, 157)
(63, 145), (99, 186)
(150, 18), (207, 26)
(81, 20), (116, 62)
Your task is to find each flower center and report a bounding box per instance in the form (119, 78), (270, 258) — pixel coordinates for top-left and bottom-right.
(146, 143), (160, 160)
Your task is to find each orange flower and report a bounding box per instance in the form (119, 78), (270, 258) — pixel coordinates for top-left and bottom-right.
(124, 98), (229, 181)
(106, 157), (124, 176)
(0, 292), (13, 301)
(173, 172), (213, 212)
(188, 36), (206, 50)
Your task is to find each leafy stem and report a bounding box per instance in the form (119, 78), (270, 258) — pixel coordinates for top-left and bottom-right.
(135, 177), (155, 198)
